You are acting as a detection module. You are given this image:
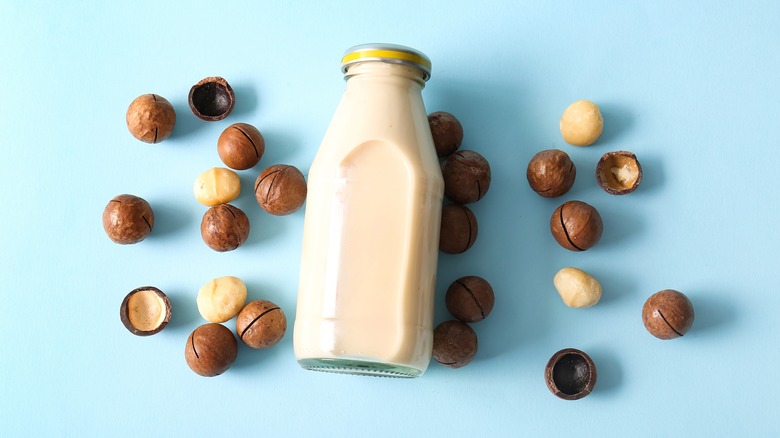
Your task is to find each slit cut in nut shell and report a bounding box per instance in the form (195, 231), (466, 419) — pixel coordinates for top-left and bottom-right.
(120, 286), (172, 336)
(545, 348), (597, 400)
(188, 76), (235, 121)
(596, 151), (642, 195)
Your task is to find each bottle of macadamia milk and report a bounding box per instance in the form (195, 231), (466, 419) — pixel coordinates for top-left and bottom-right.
(294, 44), (443, 377)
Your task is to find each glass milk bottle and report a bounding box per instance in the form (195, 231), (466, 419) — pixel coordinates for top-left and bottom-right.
(294, 44), (444, 377)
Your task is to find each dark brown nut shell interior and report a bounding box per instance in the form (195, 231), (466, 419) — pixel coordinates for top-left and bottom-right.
(545, 348), (597, 400)
(549, 200), (603, 251)
(432, 320), (478, 368)
(526, 149), (576, 198)
(102, 194), (154, 244)
(119, 286), (172, 336)
(236, 300), (287, 349)
(254, 164), (307, 216)
(445, 276), (495, 323)
(439, 204), (478, 254)
(188, 76), (235, 121)
(596, 150), (643, 195)
(642, 289), (695, 339)
(428, 111), (463, 157)
(185, 323), (238, 377)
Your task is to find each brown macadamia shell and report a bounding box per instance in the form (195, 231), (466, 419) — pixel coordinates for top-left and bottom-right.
(217, 123), (265, 170)
(254, 164), (307, 216)
(442, 150), (491, 204)
(119, 286), (171, 336)
(642, 289), (695, 339)
(126, 94), (176, 143)
(236, 300), (287, 349)
(428, 111), (463, 157)
(545, 348), (597, 400)
(102, 194), (154, 244)
(549, 200), (603, 251)
(445, 276), (495, 323)
(439, 204), (478, 254)
(185, 323), (238, 377)
(596, 150), (643, 195)
(200, 204), (250, 252)
(527, 149), (576, 198)
(432, 320), (478, 368)
(188, 76), (235, 121)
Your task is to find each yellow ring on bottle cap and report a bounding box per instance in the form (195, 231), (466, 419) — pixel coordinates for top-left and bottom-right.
(341, 44), (431, 81)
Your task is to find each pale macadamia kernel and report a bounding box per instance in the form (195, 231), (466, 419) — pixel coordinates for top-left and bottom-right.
(553, 267), (602, 308)
(197, 276), (247, 323)
(193, 167), (241, 206)
(560, 100), (603, 146)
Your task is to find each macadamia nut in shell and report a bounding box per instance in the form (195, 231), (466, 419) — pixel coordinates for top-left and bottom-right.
(236, 300), (287, 349)
(126, 94), (176, 143)
(185, 323), (238, 377)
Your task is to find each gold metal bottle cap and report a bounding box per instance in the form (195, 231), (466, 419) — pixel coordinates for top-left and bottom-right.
(341, 43), (432, 81)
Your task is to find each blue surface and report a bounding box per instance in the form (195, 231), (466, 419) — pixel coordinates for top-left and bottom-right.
(1, 1), (778, 436)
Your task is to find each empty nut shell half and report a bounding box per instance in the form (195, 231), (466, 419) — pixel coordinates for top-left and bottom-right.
(545, 348), (597, 400)
(120, 286), (172, 336)
(596, 150), (642, 195)
(188, 76), (235, 121)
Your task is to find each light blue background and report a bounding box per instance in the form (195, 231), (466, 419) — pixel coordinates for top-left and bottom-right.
(1, 1), (778, 436)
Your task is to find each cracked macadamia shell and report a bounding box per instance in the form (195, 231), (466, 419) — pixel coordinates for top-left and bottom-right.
(439, 204), (478, 254)
(188, 76), (235, 121)
(200, 204), (250, 252)
(642, 289), (695, 339)
(526, 149), (576, 198)
(185, 323), (238, 377)
(254, 164), (307, 216)
(432, 320), (478, 368)
(549, 200), (603, 251)
(119, 286), (171, 336)
(236, 300), (287, 349)
(217, 123), (265, 170)
(428, 111), (463, 157)
(442, 150), (491, 204)
(102, 194), (154, 244)
(596, 150), (643, 195)
(545, 348), (597, 400)
(126, 94), (176, 143)
(445, 276), (495, 323)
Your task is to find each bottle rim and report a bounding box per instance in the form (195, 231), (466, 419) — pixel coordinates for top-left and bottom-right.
(341, 43), (431, 81)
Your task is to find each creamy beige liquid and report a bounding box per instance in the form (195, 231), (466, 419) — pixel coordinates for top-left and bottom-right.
(294, 61), (443, 376)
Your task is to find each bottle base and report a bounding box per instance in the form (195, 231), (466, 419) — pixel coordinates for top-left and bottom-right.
(297, 358), (422, 378)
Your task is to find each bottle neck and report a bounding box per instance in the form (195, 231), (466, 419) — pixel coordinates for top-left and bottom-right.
(344, 61), (427, 88)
